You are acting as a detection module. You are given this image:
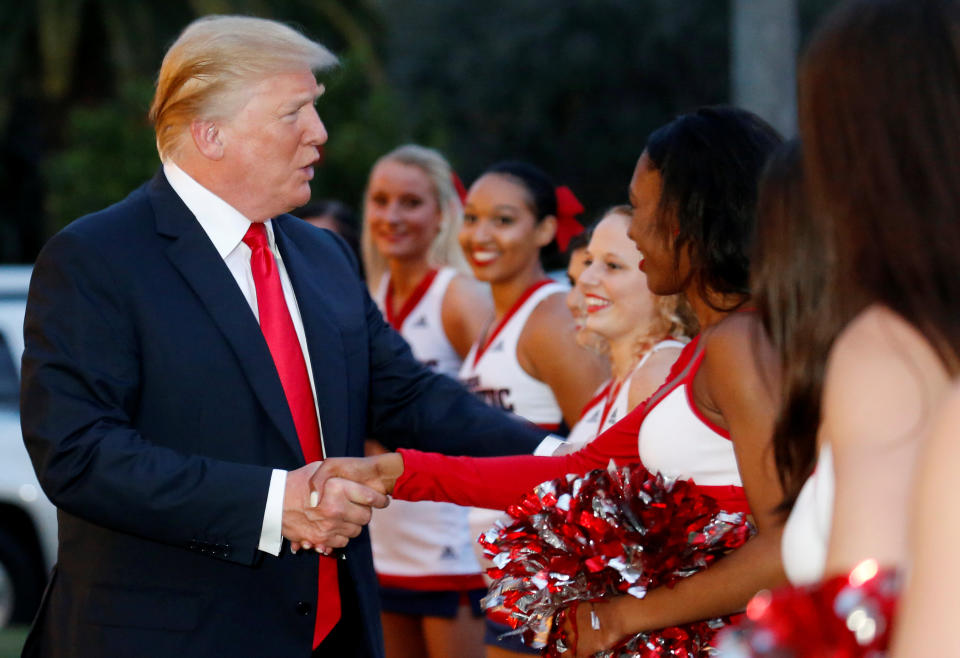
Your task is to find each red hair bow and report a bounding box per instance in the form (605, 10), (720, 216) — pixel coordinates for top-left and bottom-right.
(554, 185), (585, 252)
(451, 171), (468, 204)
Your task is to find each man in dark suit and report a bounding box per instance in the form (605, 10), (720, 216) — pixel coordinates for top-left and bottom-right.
(19, 15), (550, 658)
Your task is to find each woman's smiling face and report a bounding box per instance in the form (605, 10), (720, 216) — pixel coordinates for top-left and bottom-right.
(459, 173), (552, 283)
(365, 159), (442, 262)
(579, 210), (659, 341)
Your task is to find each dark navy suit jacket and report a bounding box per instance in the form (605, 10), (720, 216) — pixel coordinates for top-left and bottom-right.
(19, 170), (546, 657)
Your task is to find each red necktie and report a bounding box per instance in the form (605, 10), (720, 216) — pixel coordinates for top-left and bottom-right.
(243, 222), (340, 648)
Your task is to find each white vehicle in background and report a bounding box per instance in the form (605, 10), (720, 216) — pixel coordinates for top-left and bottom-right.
(0, 265), (57, 627)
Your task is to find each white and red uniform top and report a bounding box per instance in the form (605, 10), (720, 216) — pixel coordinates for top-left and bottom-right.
(565, 339), (685, 448)
(637, 338), (743, 487)
(368, 267), (485, 590)
(781, 444), (834, 585)
(458, 279), (567, 432)
(457, 279), (567, 580)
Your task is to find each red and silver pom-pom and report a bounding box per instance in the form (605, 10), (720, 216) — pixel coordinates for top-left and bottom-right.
(478, 461), (754, 657)
(715, 559), (901, 657)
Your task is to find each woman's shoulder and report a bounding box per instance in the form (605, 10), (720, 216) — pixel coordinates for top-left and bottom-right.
(440, 272), (492, 355)
(518, 287), (607, 384)
(636, 339), (684, 375)
(441, 272), (491, 316)
(523, 288), (575, 335)
(827, 305), (944, 389)
(822, 305), (950, 448)
(699, 310), (773, 376)
(627, 345), (681, 409)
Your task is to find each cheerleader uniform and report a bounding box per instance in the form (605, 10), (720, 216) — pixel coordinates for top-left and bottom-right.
(392, 334), (750, 647)
(458, 279), (567, 432)
(369, 267), (486, 617)
(564, 339), (685, 448)
(780, 445), (834, 585)
(457, 278), (567, 651)
(717, 445), (899, 657)
(392, 334), (749, 514)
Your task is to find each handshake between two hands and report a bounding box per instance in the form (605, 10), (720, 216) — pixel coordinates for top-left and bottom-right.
(281, 452), (404, 555)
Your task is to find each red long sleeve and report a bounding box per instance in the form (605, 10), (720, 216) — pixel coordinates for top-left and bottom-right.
(394, 403), (647, 510)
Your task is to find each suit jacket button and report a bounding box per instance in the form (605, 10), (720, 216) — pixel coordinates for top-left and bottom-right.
(295, 601), (312, 616)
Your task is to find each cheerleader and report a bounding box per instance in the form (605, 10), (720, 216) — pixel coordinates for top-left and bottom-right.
(562, 206), (687, 449)
(457, 161), (608, 657)
(771, 0), (960, 593)
(313, 107), (787, 657)
(361, 144), (492, 658)
(719, 2), (960, 654)
(457, 161), (608, 431)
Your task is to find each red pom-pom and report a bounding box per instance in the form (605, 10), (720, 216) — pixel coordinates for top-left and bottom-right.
(715, 560), (901, 657)
(479, 462), (754, 656)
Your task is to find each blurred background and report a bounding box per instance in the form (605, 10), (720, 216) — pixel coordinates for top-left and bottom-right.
(0, 0), (839, 264)
(0, 3), (839, 653)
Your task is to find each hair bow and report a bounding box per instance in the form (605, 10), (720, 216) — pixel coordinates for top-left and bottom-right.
(554, 185), (585, 252)
(451, 171), (468, 204)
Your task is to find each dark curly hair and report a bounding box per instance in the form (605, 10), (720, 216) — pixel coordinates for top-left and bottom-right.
(645, 106), (783, 309)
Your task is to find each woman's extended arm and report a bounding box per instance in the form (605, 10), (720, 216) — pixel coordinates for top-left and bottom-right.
(890, 381), (960, 657)
(311, 401), (648, 512)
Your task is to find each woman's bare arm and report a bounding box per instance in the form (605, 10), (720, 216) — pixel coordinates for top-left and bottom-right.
(518, 293), (609, 427)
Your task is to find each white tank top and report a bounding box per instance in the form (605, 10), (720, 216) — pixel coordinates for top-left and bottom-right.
(565, 339), (685, 448)
(637, 336), (742, 486)
(373, 268), (461, 376)
(458, 279), (566, 429)
(369, 267), (485, 588)
(781, 443), (834, 585)
(459, 280), (566, 582)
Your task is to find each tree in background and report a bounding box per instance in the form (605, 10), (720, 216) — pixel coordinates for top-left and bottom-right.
(382, 0), (729, 219)
(0, 0), (838, 263)
(0, 0), (396, 261)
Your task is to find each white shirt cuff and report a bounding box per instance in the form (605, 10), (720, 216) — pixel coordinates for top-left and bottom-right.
(258, 469), (287, 555)
(533, 434), (566, 456)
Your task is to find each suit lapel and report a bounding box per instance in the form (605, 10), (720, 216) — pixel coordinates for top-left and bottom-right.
(148, 171), (305, 463)
(272, 219), (349, 459)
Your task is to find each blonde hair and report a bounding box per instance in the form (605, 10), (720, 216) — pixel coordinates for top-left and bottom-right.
(602, 205), (694, 355)
(361, 144), (469, 288)
(149, 15), (337, 161)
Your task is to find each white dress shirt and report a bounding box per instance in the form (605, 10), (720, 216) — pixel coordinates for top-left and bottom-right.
(164, 161), (323, 556)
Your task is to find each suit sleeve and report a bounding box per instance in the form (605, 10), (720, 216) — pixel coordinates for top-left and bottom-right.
(20, 228), (271, 566)
(361, 283), (550, 457)
(392, 402), (647, 509)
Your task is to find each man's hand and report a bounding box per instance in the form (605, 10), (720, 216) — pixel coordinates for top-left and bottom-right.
(282, 462), (389, 554)
(309, 453), (405, 502)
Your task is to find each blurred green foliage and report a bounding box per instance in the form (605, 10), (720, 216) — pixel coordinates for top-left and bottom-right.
(44, 80), (158, 230)
(310, 49), (406, 211)
(0, 625), (28, 657)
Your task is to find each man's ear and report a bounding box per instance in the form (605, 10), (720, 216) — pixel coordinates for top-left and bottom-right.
(534, 215), (558, 248)
(190, 120), (225, 160)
